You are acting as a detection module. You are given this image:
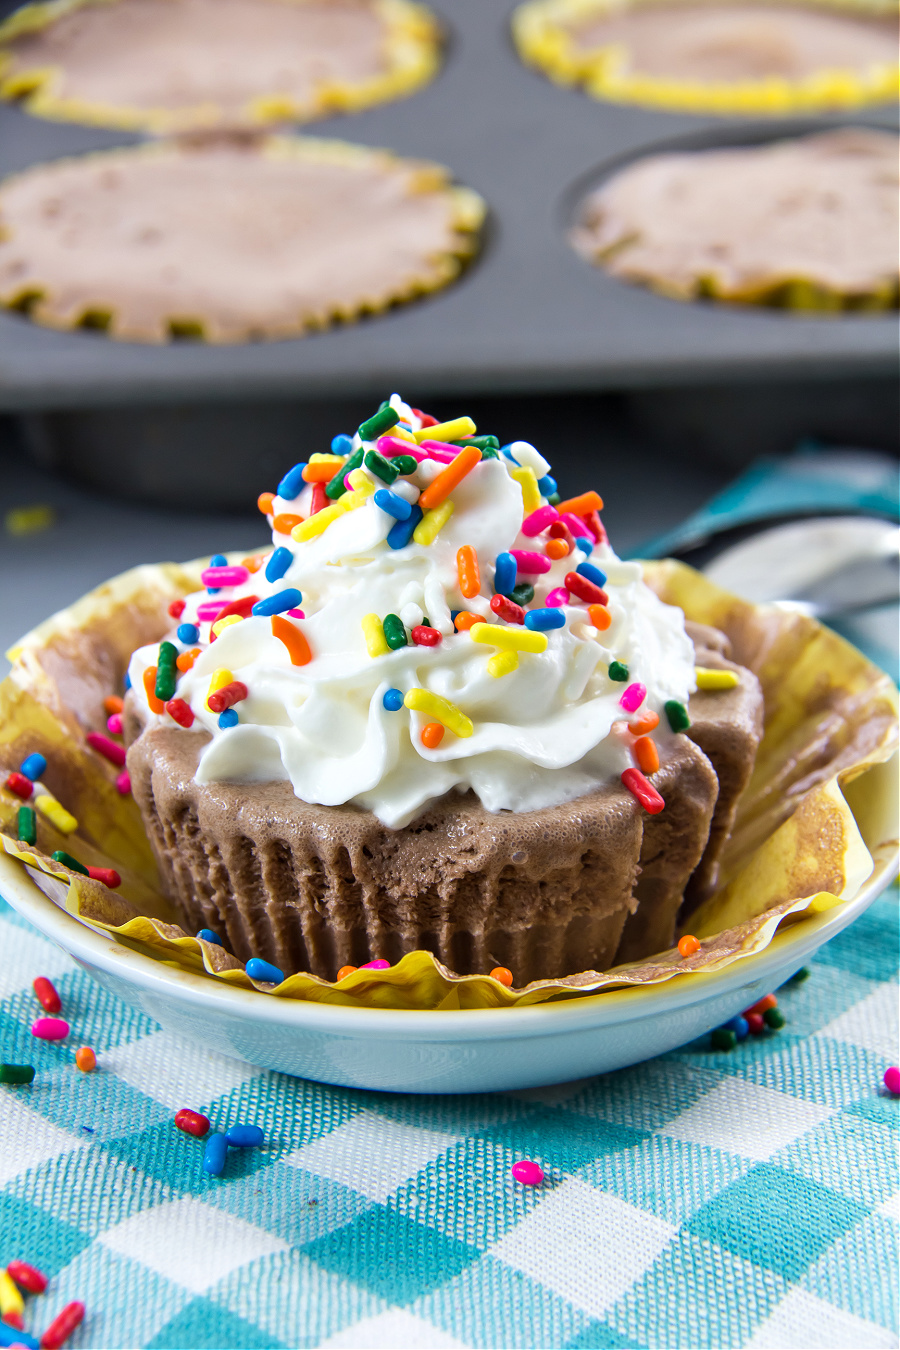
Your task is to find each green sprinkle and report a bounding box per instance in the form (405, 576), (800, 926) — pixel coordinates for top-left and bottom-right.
(382, 614), (408, 650)
(548, 492), (560, 505)
(788, 966), (811, 984)
(51, 850), (89, 876)
(392, 455), (419, 477)
(608, 661), (629, 682)
(155, 641), (178, 702)
(17, 805), (36, 845)
(358, 407), (399, 442)
(711, 1028), (737, 1051)
(325, 447), (363, 499)
(481, 447), (500, 459)
(764, 1007), (786, 1029)
(665, 699), (691, 732)
(0, 1063), (35, 1085)
(452, 435), (500, 452)
(364, 449), (399, 485)
(510, 582), (535, 606)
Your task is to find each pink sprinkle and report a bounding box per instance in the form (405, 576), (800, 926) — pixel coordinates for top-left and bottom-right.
(86, 732), (127, 768)
(107, 713), (123, 735)
(510, 549), (552, 575)
(511, 1160), (544, 1186)
(885, 1066), (900, 1095)
(197, 601), (228, 622)
(287, 609), (305, 619)
(418, 441), (458, 463)
(115, 770), (131, 795)
(377, 437), (427, 461)
(360, 959), (390, 970)
(619, 683), (647, 713)
(521, 505), (559, 537)
(558, 512), (593, 540)
(201, 565), (250, 588)
(546, 587), (569, 608)
(32, 1016), (69, 1041)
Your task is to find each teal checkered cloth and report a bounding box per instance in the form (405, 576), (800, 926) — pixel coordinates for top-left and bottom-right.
(1, 892), (897, 1350)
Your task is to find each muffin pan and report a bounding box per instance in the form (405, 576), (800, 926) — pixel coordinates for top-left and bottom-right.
(0, 0), (896, 412)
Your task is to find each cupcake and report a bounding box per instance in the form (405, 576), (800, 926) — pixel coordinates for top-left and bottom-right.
(0, 0), (441, 133)
(570, 128), (899, 311)
(513, 0), (898, 114)
(123, 395), (763, 983)
(0, 136), (484, 342)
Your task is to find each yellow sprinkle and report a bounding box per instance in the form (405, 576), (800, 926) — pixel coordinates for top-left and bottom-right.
(5, 503), (56, 537)
(347, 468), (373, 492)
(207, 668), (233, 709)
(389, 425), (418, 443)
(413, 499), (454, 545)
(292, 502), (346, 540)
(0, 1269), (24, 1318)
(470, 625), (548, 654)
(211, 614), (243, 637)
(695, 666), (739, 691)
(308, 453), (344, 465)
(413, 415), (476, 444)
(487, 650), (519, 678)
(342, 486), (374, 511)
(404, 687), (473, 738)
(33, 795), (78, 835)
(510, 466), (541, 515)
(362, 613), (389, 658)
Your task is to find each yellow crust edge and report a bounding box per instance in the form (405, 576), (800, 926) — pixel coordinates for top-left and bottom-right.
(0, 0), (442, 132)
(0, 135), (486, 343)
(511, 0), (899, 114)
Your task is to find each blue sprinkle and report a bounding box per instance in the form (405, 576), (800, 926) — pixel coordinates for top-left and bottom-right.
(725, 1015), (749, 1041)
(177, 623), (199, 644)
(383, 688), (404, 712)
(197, 928), (223, 945)
(202, 1133), (229, 1177)
(277, 463), (307, 501)
(574, 536), (593, 555)
(524, 608), (565, 632)
(252, 589), (302, 616)
(537, 473), (557, 497)
(373, 488), (412, 521)
(499, 443), (521, 465)
(450, 610), (461, 623)
(123, 671), (132, 691)
(225, 1123), (264, 1148)
(576, 561), (607, 589)
(332, 433), (353, 456)
(218, 709), (239, 729)
(387, 505), (423, 549)
(265, 546), (293, 583)
(19, 753), (47, 781)
(246, 957), (284, 985)
(0, 1323), (39, 1349)
(494, 552), (517, 596)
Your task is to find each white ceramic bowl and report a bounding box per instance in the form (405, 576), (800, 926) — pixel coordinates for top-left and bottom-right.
(3, 826), (896, 1094)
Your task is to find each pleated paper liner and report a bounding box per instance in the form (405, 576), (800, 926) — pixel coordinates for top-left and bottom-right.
(1, 559), (897, 1010)
(512, 0), (899, 116)
(0, 0), (442, 134)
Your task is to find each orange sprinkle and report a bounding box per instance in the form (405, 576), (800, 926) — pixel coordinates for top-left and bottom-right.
(271, 615), (312, 666)
(273, 513), (304, 536)
(75, 1046), (96, 1073)
(633, 736), (660, 775)
(629, 710), (660, 736)
(258, 492), (275, 515)
(457, 545), (481, 599)
(678, 935), (701, 958)
(104, 695), (124, 715)
(556, 490), (604, 517)
(302, 460), (342, 483)
(454, 611), (486, 632)
(176, 647), (201, 672)
(143, 666), (165, 713)
(418, 445), (481, 511)
(490, 966), (513, 987)
(242, 554), (265, 573)
(336, 965), (358, 981)
(421, 722), (444, 749)
(745, 993), (778, 1015)
(588, 604), (611, 631)
(545, 538), (569, 560)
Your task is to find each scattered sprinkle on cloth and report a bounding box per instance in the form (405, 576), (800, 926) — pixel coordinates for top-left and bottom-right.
(0, 890), (897, 1350)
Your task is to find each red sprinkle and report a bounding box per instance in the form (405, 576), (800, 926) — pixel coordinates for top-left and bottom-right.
(746, 1012), (766, 1035)
(413, 408), (439, 427)
(165, 697), (195, 728)
(310, 482), (328, 515)
(490, 594), (525, 624)
(621, 767), (665, 814)
(565, 572), (608, 605)
(213, 594), (259, 623)
(511, 1160), (544, 1186)
(85, 732), (127, 768)
(584, 509), (607, 544)
(40, 1300), (85, 1349)
(167, 599), (186, 620)
(411, 625), (442, 647)
(5, 771), (33, 800)
(87, 866), (121, 889)
(174, 1108), (211, 1138)
(33, 976), (61, 1014)
(7, 1261), (47, 1295)
(207, 681), (249, 714)
(3, 1310), (25, 1331)
(115, 770), (131, 796)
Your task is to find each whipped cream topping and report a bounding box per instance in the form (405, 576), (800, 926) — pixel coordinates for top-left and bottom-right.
(128, 395), (695, 827)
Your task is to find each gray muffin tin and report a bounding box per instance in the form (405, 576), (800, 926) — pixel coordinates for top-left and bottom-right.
(0, 0), (896, 413)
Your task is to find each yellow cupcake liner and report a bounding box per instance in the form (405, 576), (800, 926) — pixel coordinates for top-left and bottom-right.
(0, 135), (486, 342)
(1, 557), (897, 1010)
(0, 0), (442, 133)
(512, 0), (899, 115)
